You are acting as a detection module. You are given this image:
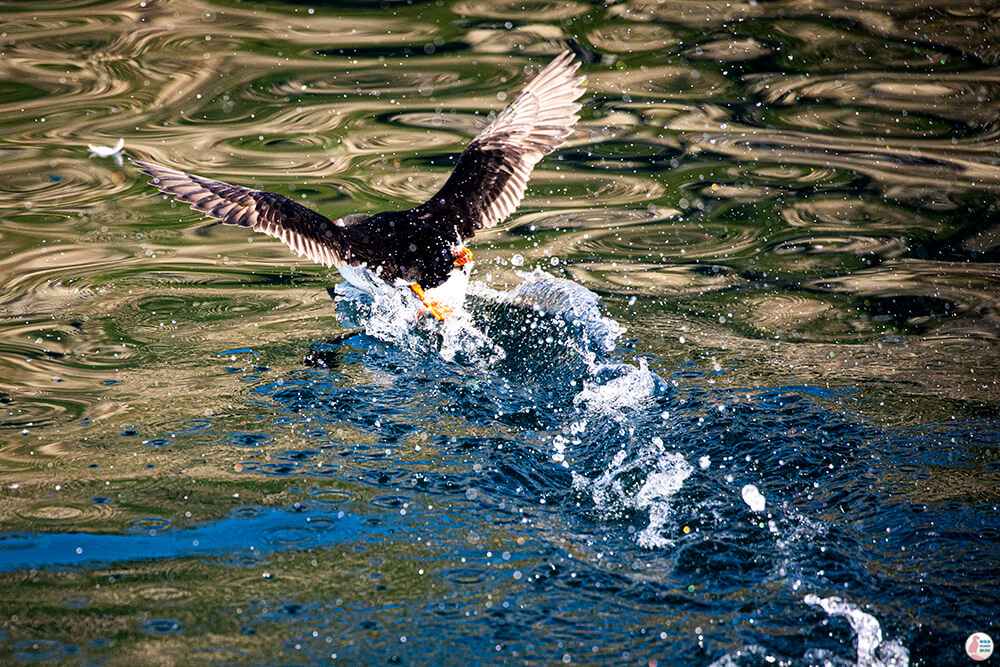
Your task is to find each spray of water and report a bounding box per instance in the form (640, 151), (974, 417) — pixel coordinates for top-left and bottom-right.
(333, 269), (690, 549)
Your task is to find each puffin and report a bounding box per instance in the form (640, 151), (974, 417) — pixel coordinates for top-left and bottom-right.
(133, 51), (584, 320)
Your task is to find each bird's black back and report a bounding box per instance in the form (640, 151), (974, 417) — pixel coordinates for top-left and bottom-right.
(341, 209), (461, 288)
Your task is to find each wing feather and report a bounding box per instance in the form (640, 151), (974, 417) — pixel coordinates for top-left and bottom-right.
(133, 159), (353, 268)
(414, 50), (585, 237)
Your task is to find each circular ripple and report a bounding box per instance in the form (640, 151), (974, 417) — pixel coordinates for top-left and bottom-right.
(588, 24), (677, 53)
(17, 505), (83, 520)
(263, 526), (313, 547)
(209, 549), (270, 569)
(16, 502), (110, 525)
(566, 262), (742, 296)
(508, 207), (664, 233)
(0, 157), (131, 212)
(354, 169), (452, 204)
(685, 38), (772, 62)
(736, 293), (882, 342)
(782, 199), (935, 232)
(510, 172), (666, 208)
(231, 505), (265, 520)
(560, 140), (683, 173)
(763, 105), (959, 138)
(304, 516), (339, 531)
(746, 72), (1000, 127)
(387, 110), (487, 135)
(137, 586), (192, 604)
(229, 432), (271, 447)
(310, 489), (356, 504)
(343, 127), (459, 154)
(13, 639), (71, 663)
(770, 234), (909, 259)
(591, 65), (733, 99)
(128, 516), (172, 532)
(734, 164), (854, 187)
(369, 495), (413, 508)
(442, 567), (497, 585)
(566, 219), (763, 262)
(0, 243), (133, 294)
(275, 69), (473, 98)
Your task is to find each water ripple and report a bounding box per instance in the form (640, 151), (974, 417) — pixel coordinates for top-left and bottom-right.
(0, 2), (998, 664)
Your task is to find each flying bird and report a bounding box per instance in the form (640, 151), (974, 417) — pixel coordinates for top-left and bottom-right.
(134, 51), (585, 320)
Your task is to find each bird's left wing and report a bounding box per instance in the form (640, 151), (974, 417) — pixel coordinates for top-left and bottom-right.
(412, 51), (585, 238)
(133, 159), (352, 267)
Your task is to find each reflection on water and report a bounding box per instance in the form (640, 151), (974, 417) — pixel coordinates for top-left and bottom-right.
(0, 0), (998, 664)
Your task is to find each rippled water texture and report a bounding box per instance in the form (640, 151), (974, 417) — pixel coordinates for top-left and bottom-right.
(1, 1), (998, 664)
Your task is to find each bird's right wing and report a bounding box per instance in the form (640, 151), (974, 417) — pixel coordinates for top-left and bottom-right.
(413, 51), (585, 238)
(133, 159), (353, 267)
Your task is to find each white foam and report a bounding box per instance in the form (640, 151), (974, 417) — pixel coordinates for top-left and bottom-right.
(362, 279), (422, 348)
(741, 484), (766, 513)
(709, 598), (909, 667)
(424, 265), (471, 313)
(333, 266), (503, 364)
(436, 309), (504, 365)
(573, 359), (662, 416)
(504, 269), (623, 353)
(336, 264), (382, 295)
(334, 268), (621, 370)
(576, 438), (692, 549)
(634, 453), (693, 548)
(804, 594), (910, 667)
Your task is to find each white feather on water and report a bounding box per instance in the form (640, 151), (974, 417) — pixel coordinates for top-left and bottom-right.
(87, 138), (125, 165)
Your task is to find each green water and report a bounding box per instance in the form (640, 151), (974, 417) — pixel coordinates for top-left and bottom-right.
(0, 1), (998, 664)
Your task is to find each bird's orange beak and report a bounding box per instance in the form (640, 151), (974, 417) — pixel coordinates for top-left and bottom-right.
(454, 247), (473, 266)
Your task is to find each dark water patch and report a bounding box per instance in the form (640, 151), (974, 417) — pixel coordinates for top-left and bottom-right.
(12, 638), (79, 663)
(228, 432), (271, 448)
(139, 618), (182, 636)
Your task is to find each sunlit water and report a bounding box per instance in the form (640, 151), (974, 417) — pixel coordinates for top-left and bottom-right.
(1, 1), (998, 664)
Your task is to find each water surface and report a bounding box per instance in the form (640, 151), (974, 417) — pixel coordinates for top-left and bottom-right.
(0, 0), (998, 664)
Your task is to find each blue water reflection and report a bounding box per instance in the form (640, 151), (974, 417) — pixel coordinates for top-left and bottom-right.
(0, 506), (363, 573)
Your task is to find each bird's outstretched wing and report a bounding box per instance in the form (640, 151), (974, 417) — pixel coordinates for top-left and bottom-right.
(132, 159), (351, 267)
(413, 51), (585, 238)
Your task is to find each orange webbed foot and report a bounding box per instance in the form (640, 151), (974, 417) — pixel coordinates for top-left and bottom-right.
(410, 284), (451, 321)
(454, 247), (473, 266)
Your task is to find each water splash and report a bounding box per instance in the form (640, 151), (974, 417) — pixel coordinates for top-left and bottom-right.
(804, 594), (910, 667)
(573, 359), (666, 416)
(708, 595), (910, 667)
(741, 484), (766, 513)
(333, 269), (691, 550)
(575, 441), (693, 549)
(333, 268), (624, 376)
